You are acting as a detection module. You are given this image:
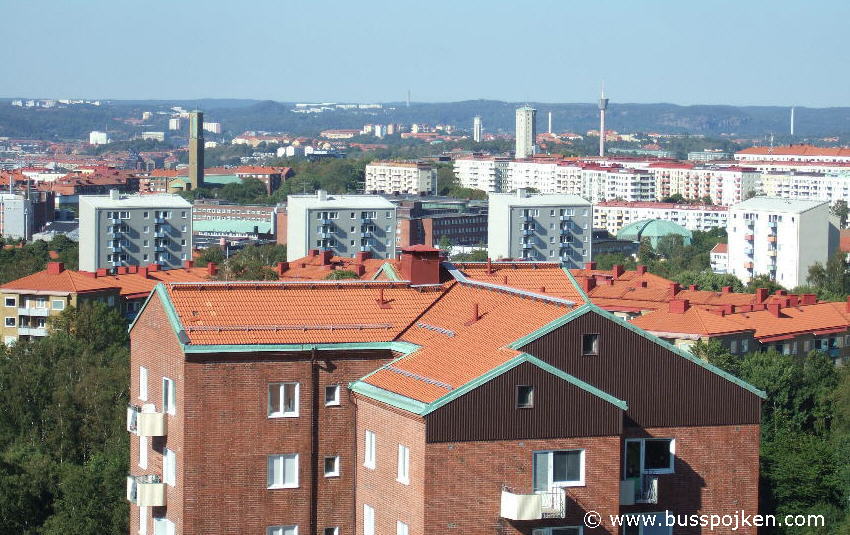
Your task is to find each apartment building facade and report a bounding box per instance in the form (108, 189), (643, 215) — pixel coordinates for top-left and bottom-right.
(286, 191), (397, 261)
(364, 162), (436, 195)
(757, 170), (850, 204)
(394, 199), (487, 248)
(727, 197), (837, 288)
(647, 164), (758, 206)
(487, 190), (592, 265)
(593, 201), (728, 235)
(127, 254), (764, 535)
(453, 157), (510, 192)
(79, 191), (193, 272)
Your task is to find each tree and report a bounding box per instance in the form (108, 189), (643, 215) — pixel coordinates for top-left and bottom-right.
(745, 274), (786, 295)
(807, 251), (850, 301)
(451, 248), (489, 262)
(831, 200), (849, 230)
(437, 236), (452, 255)
(325, 270), (360, 280)
(674, 271), (745, 293)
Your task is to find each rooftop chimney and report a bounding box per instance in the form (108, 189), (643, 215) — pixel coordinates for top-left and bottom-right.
(355, 251), (371, 263)
(319, 249), (333, 266)
(317, 190), (328, 201)
(775, 289), (787, 296)
(183, 260), (194, 269)
(788, 295), (799, 307)
(117, 266), (128, 275)
(801, 294), (817, 306)
(138, 266), (149, 279)
(352, 264), (366, 276)
(46, 262), (64, 275)
(611, 264), (624, 278)
(638, 280), (647, 288)
(276, 262), (289, 276)
(755, 288), (769, 303)
(722, 303), (734, 315)
(109, 189), (120, 200)
(669, 299), (690, 314)
(96, 268), (107, 277)
(376, 288), (391, 309)
(464, 303), (482, 325)
(399, 245), (441, 285)
(721, 286), (732, 294)
(584, 261), (597, 271)
(207, 262), (218, 277)
(846, 296), (850, 313)
(768, 302), (782, 318)
(147, 263), (161, 272)
(636, 265), (647, 275)
(688, 284), (698, 292)
(669, 282), (681, 296)
(309, 249), (319, 257)
(579, 276), (596, 293)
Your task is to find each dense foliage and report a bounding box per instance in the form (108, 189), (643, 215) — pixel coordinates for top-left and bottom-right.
(0, 235), (79, 284)
(195, 243), (287, 281)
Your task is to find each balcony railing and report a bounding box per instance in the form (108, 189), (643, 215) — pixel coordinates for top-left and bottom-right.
(18, 307), (50, 317)
(620, 475), (659, 505)
(127, 405), (167, 436)
(500, 486), (566, 520)
(18, 326), (47, 337)
(126, 474), (165, 507)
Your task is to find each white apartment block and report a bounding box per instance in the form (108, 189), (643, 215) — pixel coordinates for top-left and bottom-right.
(89, 131), (110, 145)
(649, 164), (758, 206)
(364, 161), (436, 194)
(593, 201), (728, 235)
(758, 171), (850, 205)
(515, 106), (536, 159)
(453, 157), (510, 192)
(727, 197), (837, 288)
(710, 243), (728, 274)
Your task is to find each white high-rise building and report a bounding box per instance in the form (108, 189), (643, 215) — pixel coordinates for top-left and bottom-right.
(89, 131), (110, 145)
(593, 201), (728, 235)
(727, 197), (838, 288)
(168, 118), (182, 130)
(364, 161), (435, 194)
(473, 116), (482, 143)
(203, 122), (222, 134)
(515, 106), (536, 159)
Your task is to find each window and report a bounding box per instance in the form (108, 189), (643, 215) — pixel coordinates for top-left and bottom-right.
(139, 366), (148, 401)
(4, 297), (14, 307)
(163, 448), (176, 486)
(323, 528), (339, 535)
(267, 454), (299, 488)
(143, 240), (149, 247)
(625, 438), (675, 477)
(144, 226), (149, 233)
(51, 299), (65, 310)
(139, 505), (147, 535)
(364, 430), (376, 469)
(324, 456), (340, 477)
(267, 527), (298, 535)
(582, 334), (599, 355)
(730, 340), (738, 354)
(269, 383), (299, 418)
(139, 435), (148, 469)
(516, 385), (534, 408)
(742, 339), (750, 353)
(152, 518), (175, 535)
(532, 528), (582, 535)
(397, 445), (410, 484)
(143, 254), (149, 262)
(162, 377), (176, 414)
(325, 384), (340, 406)
(364, 505), (375, 535)
(4, 317), (14, 327)
(533, 450), (585, 489)
(397, 521), (409, 535)
(181, 211), (187, 218)
(143, 211), (149, 219)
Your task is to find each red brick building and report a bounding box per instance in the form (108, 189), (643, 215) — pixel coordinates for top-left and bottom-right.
(127, 251), (764, 535)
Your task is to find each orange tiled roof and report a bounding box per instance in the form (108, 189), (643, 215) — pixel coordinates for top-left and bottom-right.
(364, 282), (574, 403)
(711, 243), (728, 254)
(1, 269), (118, 294)
(280, 254), (399, 281)
(737, 145), (850, 157)
(631, 307), (753, 336)
(163, 281), (448, 345)
(455, 262), (584, 302)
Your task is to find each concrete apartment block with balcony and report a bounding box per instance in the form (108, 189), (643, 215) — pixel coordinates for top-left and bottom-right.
(79, 191), (193, 272)
(727, 197), (838, 288)
(286, 190), (397, 261)
(365, 161), (436, 195)
(593, 201), (728, 236)
(488, 190), (591, 265)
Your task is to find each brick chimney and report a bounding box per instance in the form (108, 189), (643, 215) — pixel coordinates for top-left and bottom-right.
(584, 261), (597, 271)
(721, 286), (732, 294)
(147, 263), (161, 272)
(96, 268), (107, 277)
(117, 266), (128, 275)
(128, 265), (138, 274)
(46, 262), (64, 275)
(579, 276), (596, 293)
(755, 288), (769, 303)
(138, 266), (149, 279)
(207, 262), (218, 277)
(319, 250), (333, 266)
(688, 284), (698, 292)
(399, 245), (441, 285)
(355, 251), (371, 263)
(669, 282), (681, 296)
(722, 303), (734, 315)
(309, 249), (319, 257)
(464, 303), (482, 325)
(638, 280), (648, 288)
(669, 299), (690, 314)
(352, 264), (366, 276)
(775, 289), (787, 296)
(276, 262), (289, 276)
(636, 265), (647, 275)
(801, 294), (817, 305)
(787, 295), (799, 307)
(611, 264), (624, 278)
(183, 260), (194, 269)
(768, 302), (782, 318)
(846, 296), (850, 313)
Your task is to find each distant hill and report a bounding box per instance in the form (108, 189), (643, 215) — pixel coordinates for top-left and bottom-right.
(1, 98), (849, 141)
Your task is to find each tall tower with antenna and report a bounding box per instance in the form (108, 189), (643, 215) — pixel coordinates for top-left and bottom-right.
(407, 89), (411, 108)
(790, 107), (795, 137)
(598, 85), (609, 157)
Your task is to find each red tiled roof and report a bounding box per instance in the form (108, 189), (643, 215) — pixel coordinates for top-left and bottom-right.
(737, 145), (850, 157)
(711, 243), (728, 254)
(457, 263), (585, 302)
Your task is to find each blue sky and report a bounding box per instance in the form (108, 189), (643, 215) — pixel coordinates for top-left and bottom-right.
(2, 0), (848, 106)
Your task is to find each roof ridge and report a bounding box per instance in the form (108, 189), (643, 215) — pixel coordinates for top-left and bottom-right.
(445, 262), (575, 307)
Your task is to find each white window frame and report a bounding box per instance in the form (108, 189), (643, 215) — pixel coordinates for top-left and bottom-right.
(51, 299), (65, 310)
(162, 377), (176, 415)
(4, 297), (15, 307)
(267, 526), (298, 535)
(139, 505), (147, 535)
(363, 504), (375, 535)
(163, 447), (176, 486)
(267, 453), (299, 489)
(625, 438), (676, 475)
(152, 517), (175, 535)
(364, 430), (376, 469)
(397, 444), (410, 485)
(4, 317), (14, 327)
(324, 384), (341, 406)
(268, 382), (300, 418)
(324, 455), (340, 478)
(139, 434), (148, 469)
(534, 449), (586, 488)
(139, 366), (148, 401)
(397, 520), (409, 535)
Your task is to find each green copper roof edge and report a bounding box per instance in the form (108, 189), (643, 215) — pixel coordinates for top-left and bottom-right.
(522, 354), (628, 411)
(419, 353), (529, 415)
(585, 303), (767, 400)
(182, 341), (421, 354)
(371, 262), (401, 281)
(507, 304), (595, 349)
(562, 267), (590, 304)
(127, 286), (160, 332)
(143, 283), (188, 343)
(348, 381), (428, 415)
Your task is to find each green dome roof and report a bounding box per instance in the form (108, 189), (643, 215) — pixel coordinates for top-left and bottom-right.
(616, 219), (692, 246)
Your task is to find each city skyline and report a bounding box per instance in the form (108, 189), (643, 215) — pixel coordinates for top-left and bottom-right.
(2, 0), (849, 107)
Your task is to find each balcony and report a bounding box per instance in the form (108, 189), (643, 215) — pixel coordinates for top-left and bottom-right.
(744, 234), (754, 241)
(127, 405), (167, 436)
(18, 326), (47, 337)
(360, 217), (372, 224)
(744, 247), (754, 256)
(559, 215), (571, 221)
(360, 231), (374, 238)
(768, 249), (777, 257)
(521, 242), (533, 249)
(744, 262), (754, 270)
(768, 221), (777, 229)
(126, 474), (165, 507)
(109, 215), (121, 224)
(500, 487), (566, 520)
(320, 232), (334, 239)
(620, 475), (659, 505)
(154, 230), (166, 238)
(109, 245), (123, 253)
(522, 229), (534, 236)
(359, 246), (371, 252)
(154, 216), (166, 224)
(18, 306), (50, 317)
(109, 228), (124, 236)
(767, 235), (777, 243)
(522, 214), (533, 222)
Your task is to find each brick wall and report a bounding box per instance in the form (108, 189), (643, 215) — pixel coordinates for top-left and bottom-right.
(354, 396), (426, 535)
(129, 292), (187, 535)
(424, 436), (622, 535)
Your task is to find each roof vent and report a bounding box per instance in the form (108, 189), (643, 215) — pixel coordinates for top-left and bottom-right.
(464, 303), (482, 326)
(376, 288), (391, 309)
